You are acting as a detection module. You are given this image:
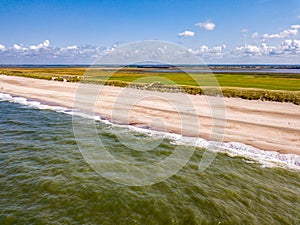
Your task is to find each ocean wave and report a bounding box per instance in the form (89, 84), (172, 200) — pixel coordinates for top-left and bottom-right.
(170, 138), (300, 170)
(1, 92), (299, 170)
(0, 93), (68, 112)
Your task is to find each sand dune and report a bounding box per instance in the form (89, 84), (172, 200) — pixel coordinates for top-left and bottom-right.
(1, 74), (299, 155)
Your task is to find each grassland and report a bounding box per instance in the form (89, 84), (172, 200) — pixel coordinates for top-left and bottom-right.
(0, 67), (299, 104)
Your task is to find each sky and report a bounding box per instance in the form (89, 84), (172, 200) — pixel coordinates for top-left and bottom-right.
(1, 0), (300, 64)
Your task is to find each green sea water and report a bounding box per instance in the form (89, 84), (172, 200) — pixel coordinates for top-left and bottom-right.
(0, 100), (299, 224)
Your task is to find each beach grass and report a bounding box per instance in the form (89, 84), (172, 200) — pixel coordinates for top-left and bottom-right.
(1, 67), (300, 104)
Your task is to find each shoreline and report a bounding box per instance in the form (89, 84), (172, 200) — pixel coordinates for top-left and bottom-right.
(1, 74), (299, 156)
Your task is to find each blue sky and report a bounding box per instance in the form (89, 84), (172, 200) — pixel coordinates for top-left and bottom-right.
(1, 0), (300, 64)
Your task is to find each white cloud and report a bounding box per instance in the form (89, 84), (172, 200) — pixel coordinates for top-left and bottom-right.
(291, 25), (300, 30)
(234, 43), (275, 56)
(252, 32), (259, 38)
(29, 40), (50, 50)
(2, 35), (300, 64)
(13, 44), (22, 50)
(189, 44), (226, 58)
(233, 39), (300, 57)
(195, 20), (216, 31)
(199, 45), (209, 52)
(211, 44), (226, 53)
(66, 45), (77, 50)
(178, 30), (195, 37)
(43, 40), (50, 47)
(0, 40), (113, 63)
(60, 45), (78, 52)
(241, 29), (248, 33)
(262, 25), (300, 39)
(280, 39), (300, 54)
(236, 44), (261, 55)
(260, 43), (276, 54)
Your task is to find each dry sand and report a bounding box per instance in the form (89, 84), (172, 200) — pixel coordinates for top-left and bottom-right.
(1, 75), (299, 155)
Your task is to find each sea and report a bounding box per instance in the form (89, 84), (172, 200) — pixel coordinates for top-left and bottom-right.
(0, 92), (299, 225)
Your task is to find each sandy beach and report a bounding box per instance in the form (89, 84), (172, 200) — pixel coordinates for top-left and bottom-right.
(1, 74), (299, 155)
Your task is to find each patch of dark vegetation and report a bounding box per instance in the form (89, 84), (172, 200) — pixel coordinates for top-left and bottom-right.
(221, 88), (300, 105)
(82, 79), (300, 105)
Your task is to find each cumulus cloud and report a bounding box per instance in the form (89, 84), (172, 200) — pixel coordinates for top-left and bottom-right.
(233, 39), (300, 57)
(241, 29), (248, 33)
(195, 20), (216, 31)
(192, 44), (226, 55)
(252, 32), (259, 38)
(236, 44), (261, 55)
(178, 30), (195, 37)
(29, 40), (50, 50)
(262, 25), (300, 39)
(291, 25), (300, 30)
(2, 35), (300, 64)
(189, 44), (226, 58)
(0, 40), (112, 63)
(211, 44), (226, 52)
(13, 44), (22, 50)
(235, 43), (277, 56)
(60, 45), (78, 52)
(66, 45), (77, 50)
(280, 39), (300, 54)
(260, 43), (276, 55)
(44, 40), (50, 47)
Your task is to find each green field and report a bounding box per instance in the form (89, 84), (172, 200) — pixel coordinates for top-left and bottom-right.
(1, 67), (300, 104)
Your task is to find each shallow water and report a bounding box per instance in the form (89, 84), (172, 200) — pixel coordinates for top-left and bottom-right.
(0, 100), (299, 224)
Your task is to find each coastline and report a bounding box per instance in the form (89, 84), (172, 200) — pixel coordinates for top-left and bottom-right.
(1, 74), (299, 156)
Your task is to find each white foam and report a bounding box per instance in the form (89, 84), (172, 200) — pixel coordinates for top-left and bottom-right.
(171, 138), (300, 170)
(0, 93), (67, 111)
(0, 93), (13, 101)
(1, 92), (299, 171)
